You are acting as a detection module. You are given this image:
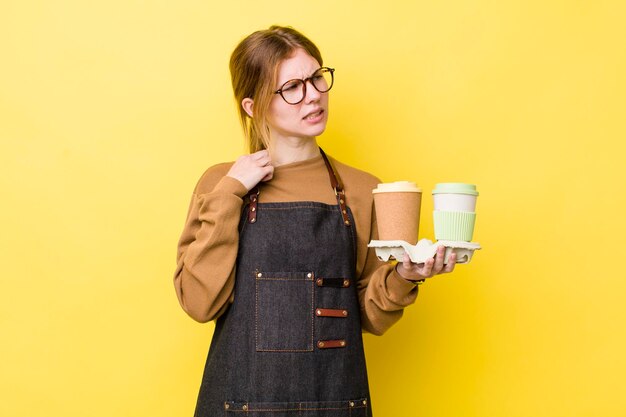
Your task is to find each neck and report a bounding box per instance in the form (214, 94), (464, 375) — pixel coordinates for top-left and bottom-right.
(268, 137), (320, 166)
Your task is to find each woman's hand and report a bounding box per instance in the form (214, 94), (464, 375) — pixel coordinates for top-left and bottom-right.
(395, 245), (456, 283)
(226, 150), (274, 191)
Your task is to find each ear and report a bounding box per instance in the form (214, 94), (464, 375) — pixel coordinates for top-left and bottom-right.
(241, 98), (254, 118)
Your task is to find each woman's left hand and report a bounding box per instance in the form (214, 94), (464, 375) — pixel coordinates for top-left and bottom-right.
(395, 245), (456, 283)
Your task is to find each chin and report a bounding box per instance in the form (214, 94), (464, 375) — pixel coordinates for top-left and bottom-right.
(310, 126), (327, 137)
(308, 120), (329, 137)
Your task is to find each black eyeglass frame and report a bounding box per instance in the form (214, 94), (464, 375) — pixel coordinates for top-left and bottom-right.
(273, 67), (335, 105)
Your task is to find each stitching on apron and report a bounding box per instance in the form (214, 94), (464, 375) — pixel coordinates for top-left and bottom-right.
(256, 277), (313, 281)
(254, 271), (315, 352)
(260, 205), (339, 211)
(311, 275), (315, 351)
(226, 405), (367, 412)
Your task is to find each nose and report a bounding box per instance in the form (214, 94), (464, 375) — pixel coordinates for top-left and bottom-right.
(304, 79), (322, 103)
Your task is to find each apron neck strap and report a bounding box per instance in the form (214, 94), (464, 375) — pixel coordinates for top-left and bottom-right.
(319, 148), (351, 227)
(247, 148), (351, 227)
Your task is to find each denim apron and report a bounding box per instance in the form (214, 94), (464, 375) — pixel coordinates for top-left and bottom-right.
(194, 150), (372, 416)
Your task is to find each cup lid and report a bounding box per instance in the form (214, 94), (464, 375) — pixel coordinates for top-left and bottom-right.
(372, 181), (422, 194)
(432, 183), (479, 196)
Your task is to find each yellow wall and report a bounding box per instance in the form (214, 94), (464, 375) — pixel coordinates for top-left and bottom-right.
(1, 1), (625, 416)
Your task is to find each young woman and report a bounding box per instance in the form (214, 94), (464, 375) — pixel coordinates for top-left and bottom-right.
(174, 25), (456, 417)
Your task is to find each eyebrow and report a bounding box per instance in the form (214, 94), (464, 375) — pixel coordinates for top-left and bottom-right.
(278, 67), (321, 85)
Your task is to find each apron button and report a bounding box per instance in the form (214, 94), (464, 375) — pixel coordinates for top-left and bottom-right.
(344, 220), (350, 225)
(318, 341), (325, 348)
(250, 218), (256, 223)
(349, 401), (355, 407)
(224, 403), (230, 410)
(307, 272), (312, 278)
(316, 278), (323, 286)
(316, 309), (322, 316)
(343, 279), (350, 287)
(342, 310), (348, 316)
(242, 404), (248, 411)
(363, 399), (367, 405)
(257, 272), (262, 278)
(340, 340), (346, 346)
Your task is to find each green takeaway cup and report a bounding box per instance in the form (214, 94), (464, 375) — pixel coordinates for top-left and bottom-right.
(432, 183), (479, 242)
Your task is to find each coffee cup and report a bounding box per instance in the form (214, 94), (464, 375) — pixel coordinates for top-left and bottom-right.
(432, 183), (478, 242)
(372, 181), (422, 244)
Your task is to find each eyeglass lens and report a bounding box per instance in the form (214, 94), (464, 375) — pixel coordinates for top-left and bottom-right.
(279, 68), (334, 104)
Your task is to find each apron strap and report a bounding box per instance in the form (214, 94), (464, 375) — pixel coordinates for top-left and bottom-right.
(246, 147), (351, 227)
(319, 148), (351, 227)
(247, 186), (259, 224)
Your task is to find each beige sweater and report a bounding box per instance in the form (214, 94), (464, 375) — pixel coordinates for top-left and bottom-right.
(173, 153), (418, 335)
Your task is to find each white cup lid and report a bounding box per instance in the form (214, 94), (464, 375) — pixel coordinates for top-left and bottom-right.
(373, 181), (422, 194)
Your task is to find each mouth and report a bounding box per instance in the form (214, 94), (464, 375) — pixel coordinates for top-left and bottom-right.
(303, 109), (324, 121)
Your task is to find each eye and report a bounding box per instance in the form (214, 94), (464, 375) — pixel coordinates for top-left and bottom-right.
(281, 81), (300, 92)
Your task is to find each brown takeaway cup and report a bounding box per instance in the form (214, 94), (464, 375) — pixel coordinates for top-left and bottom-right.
(372, 181), (422, 245)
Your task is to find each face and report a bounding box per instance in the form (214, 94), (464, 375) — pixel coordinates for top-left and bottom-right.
(265, 48), (330, 143)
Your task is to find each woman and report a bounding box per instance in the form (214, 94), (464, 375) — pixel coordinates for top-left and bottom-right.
(174, 25), (456, 417)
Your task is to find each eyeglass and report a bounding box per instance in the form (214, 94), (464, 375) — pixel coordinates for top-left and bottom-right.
(274, 67), (335, 105)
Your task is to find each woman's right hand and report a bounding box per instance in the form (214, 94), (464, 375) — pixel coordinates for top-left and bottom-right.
(226, 150), (274, 191)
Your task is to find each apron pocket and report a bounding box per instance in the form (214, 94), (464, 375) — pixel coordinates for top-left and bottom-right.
(224, 398), (368, 416)
(255, 271), (314, 352)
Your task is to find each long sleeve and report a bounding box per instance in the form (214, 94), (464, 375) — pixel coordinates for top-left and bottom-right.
(173, 154), (420, 330)
(356, 205), (419, 335)
(324, 157), (420, 336)
(173, 168), (247, 323)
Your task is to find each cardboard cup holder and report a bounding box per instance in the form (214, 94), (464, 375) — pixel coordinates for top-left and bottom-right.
(368, 239), (481, 265)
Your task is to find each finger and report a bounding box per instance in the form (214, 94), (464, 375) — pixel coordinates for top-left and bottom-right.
(260, 166), (274, 182)
(395, 253), (417, 280)
(402, 252), (412, 270)
(420, 257), (434, 277)
(256, 154), (271, 167)
(431, 246), (445, 275)
(443, 252), (457, 273)
(432, 246), (445, 274)
(252, 150), (269, 159)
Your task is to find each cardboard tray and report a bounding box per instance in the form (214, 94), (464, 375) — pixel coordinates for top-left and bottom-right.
(368, 239), (482, 264)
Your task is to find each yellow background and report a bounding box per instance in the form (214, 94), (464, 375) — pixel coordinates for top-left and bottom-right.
(1, 1), (625, 416)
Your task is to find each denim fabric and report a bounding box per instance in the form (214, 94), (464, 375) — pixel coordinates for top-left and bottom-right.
(256, 271), (315, 352)
(224, 398), (369, 416)
(194, 201), (372, 417)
